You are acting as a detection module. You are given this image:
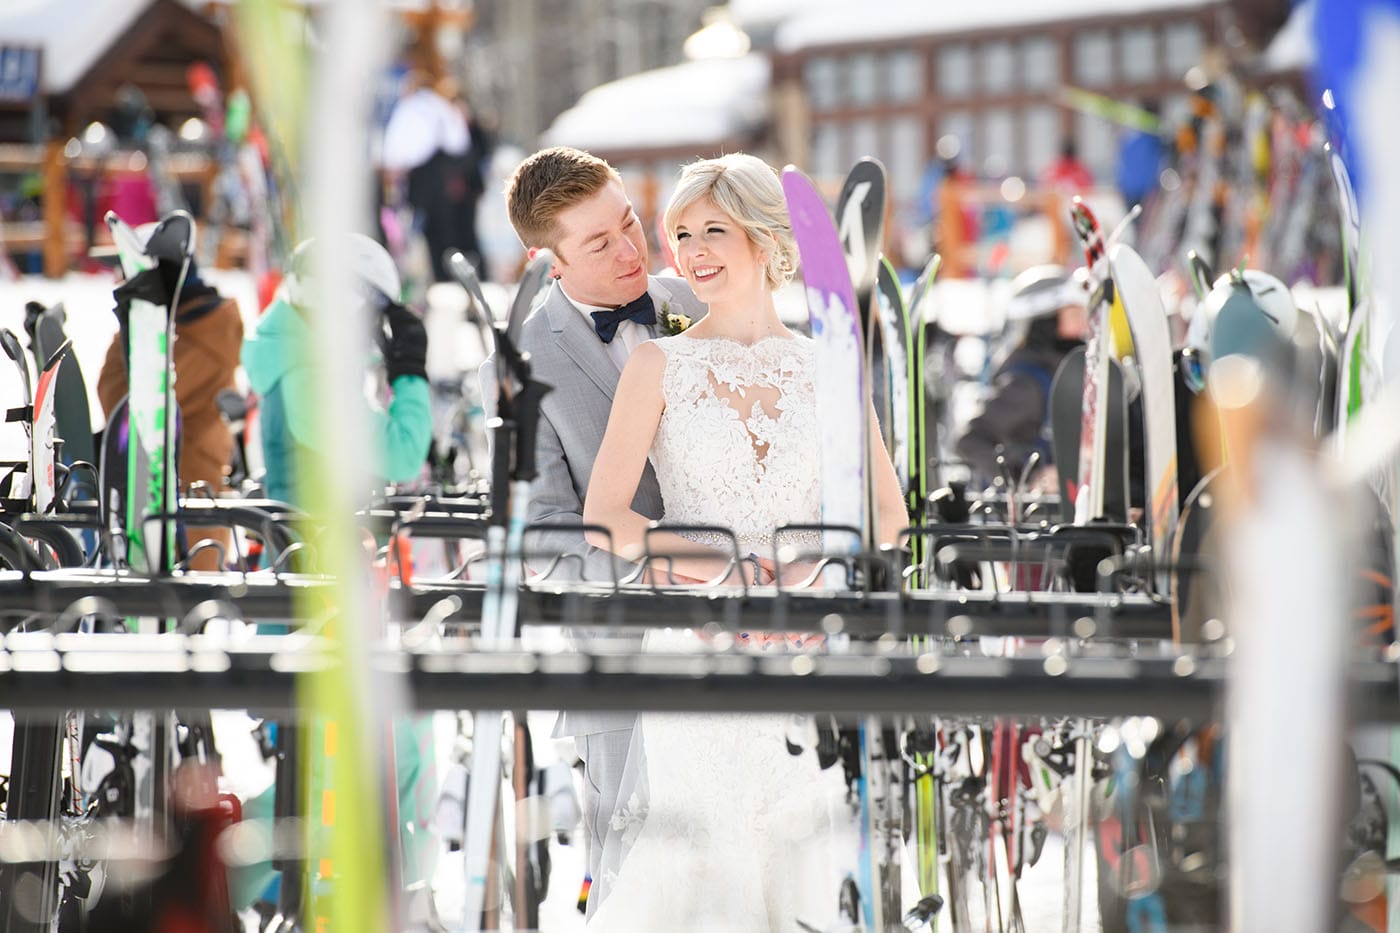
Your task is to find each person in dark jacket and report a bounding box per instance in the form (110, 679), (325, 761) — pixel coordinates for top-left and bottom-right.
(955, 264), (1086, 487)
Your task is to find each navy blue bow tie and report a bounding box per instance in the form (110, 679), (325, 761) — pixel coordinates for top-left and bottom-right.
(590, 293), (656, 344)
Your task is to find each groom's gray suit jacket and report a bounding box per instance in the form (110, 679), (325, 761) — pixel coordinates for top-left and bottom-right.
(481, 274), (706, 737)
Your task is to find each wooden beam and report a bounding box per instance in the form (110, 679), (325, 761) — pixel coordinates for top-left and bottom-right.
(42, 139), (67, 278)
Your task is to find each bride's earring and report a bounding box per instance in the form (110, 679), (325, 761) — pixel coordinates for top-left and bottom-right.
(775, 252), (794, 283)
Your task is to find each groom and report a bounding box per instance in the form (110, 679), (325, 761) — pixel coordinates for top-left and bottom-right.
(487, 145), (705, 912)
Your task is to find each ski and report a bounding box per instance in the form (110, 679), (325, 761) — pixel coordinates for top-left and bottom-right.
(877, 257), (911, 496)
(103, 209), (195, 577)
(834, 157), (887, 558)
(786, 164), (898, 931)
(30, 340), (72, 516)
(26, 301), (96, 474)
(1, 329), (34, 505)
(101, 210), (195, 904)
(783, 166), (868, 567)
(1049, 346), (1130, 529)
(1108, 242), (1179, 591)
(906, 254), (941, 552)
(1068, 198), (1112, 525)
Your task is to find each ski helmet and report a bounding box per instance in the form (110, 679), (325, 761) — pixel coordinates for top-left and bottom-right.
(1182, 268), (1296, 393)
(285, 232), (401, 310)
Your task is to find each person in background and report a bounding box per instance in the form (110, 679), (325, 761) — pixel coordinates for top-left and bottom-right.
(242, 232), (431, 504)
(97, 252), (243, 571)
(1043, 138), (1095, 195)
(382, 72), (490, 281)
(935, 154), (980, 278)
(1116, 101), (1166, 210)
(1042, 140), (1096, 265)
(954, 264), (1087, 488)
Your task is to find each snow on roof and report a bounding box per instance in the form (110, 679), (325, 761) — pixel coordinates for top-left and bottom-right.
(1, 0), (446, 96)
(1262, 0), (1314, 72)
(727, 0), (813, 31)
(773, 0), (1217, 52)
(0, 0), (149, 94)
(541, 54), (770, 154)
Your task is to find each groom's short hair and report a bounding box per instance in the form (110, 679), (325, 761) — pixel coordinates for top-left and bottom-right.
(507, 146), (623, 253)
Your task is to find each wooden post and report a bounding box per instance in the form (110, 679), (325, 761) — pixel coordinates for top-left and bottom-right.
(42, 138), (67, 278)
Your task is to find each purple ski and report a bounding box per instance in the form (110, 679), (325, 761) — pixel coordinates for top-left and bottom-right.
(783, 167), (869, 552)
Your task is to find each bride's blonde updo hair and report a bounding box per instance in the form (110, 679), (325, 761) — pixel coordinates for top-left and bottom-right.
(663, 153), (799, 290)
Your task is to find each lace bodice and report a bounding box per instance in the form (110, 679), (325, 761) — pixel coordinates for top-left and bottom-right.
(649, 334), (821, 554)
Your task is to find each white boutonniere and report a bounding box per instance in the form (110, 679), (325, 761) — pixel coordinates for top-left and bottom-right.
(658, 301), (693, 336)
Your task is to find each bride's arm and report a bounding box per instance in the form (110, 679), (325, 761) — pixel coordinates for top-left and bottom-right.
(584, 343), (744, 583)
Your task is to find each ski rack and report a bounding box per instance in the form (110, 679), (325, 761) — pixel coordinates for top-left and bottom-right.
(0, 563), (1173, 639)
(0, 633), (1397, 722)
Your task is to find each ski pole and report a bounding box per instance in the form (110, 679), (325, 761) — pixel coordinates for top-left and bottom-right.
(461, 327), (550, 932)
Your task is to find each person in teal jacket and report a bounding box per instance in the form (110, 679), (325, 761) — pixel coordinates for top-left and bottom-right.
(234, 232), (437, 917)
(242, 232), (432, 503)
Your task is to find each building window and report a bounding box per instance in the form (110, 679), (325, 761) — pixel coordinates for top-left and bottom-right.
(1025, 105), (1061, 178)
(1121, 26), (1158, 83)
(805, 56), (843, 111)
(981, 108), (1017, 176)
(939, 110), (976, 167)
(890, 116), (925, 204)
(850, 119), (882, 171)
(1164, 21), (1204, 78)
(1073, 30), (1113, 87)
(849, 53), (880, 106)
(981, 40), (1016, 96)
(1022, 37), (1059, 90)
(811, 122), (842, 181)
(889, 49), (924, 103)
(937, 44), (974, 99)
(1162, 93), (1192, 133)
(1076, 109), (1117, 179)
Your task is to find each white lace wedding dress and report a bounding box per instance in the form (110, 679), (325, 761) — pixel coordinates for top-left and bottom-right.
(588, 334), (849, 932)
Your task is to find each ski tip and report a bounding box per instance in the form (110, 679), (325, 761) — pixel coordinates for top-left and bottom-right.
(780, 164), (813, 193)
(145, 212), (197, 262)
(41, 338), (72, 372)
(0, 328), (22, 362)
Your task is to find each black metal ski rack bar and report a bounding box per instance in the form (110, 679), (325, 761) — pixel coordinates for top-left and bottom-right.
(1, 635), (1398, 722)
(0, 569), (1174, 640)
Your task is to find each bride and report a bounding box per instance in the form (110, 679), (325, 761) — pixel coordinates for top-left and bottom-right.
(582, 153), (907, 929)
